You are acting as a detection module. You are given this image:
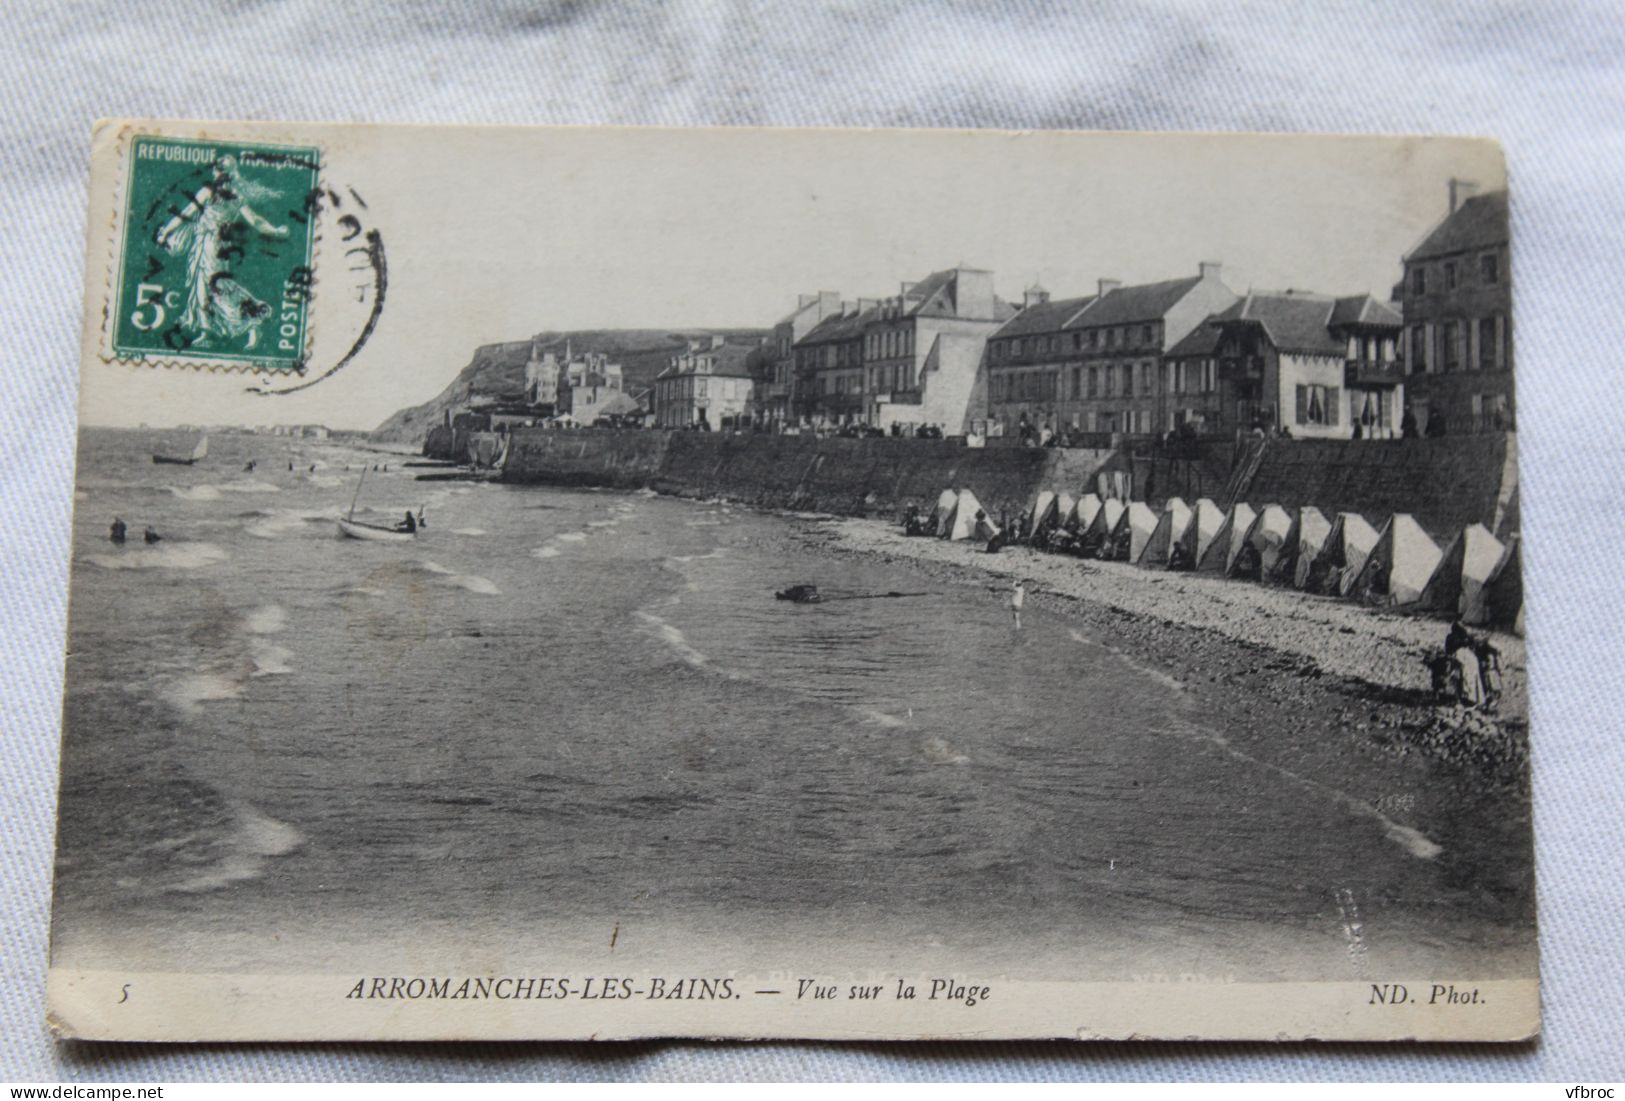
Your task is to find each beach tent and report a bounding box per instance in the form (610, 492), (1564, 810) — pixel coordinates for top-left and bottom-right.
(1172, 498), (1224, 570)
(1483, 535), (1523, 633)
(1109, 501), (1159, 563)
(1028, 491), (1058, 537)
(942, 488), (995, 542)
(1054, 493), (1076, 531)
(1304, 512), (1381, 596)
(1090, 498), (1125, 555)
(1138, 498), (1190, 567)
(1349, 513), (1443, 606)
(1068, 493), (1103, 534)
(1419, 523), (1506, 621)
(1290, 507), (1334, 589)
(927, 489), (958, 534)
(1198, 502), (1254, 574)
(1232, 504), (1291, 580)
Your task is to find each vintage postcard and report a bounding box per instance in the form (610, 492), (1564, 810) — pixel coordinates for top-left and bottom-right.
(49, 121), (1534, 1042)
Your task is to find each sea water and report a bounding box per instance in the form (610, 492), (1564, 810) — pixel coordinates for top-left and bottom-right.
(51, 428), (1520, 979)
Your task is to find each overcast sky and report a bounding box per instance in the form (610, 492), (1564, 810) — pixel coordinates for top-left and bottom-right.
(79, 124), (1504, 430)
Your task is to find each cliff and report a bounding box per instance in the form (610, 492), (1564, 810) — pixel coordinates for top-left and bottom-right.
(370, 329), (768, 443)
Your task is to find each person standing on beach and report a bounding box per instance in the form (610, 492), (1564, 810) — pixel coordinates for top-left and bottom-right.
(1010, 579), (1026, 629)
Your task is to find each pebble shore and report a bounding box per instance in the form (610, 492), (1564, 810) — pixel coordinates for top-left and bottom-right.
(807, 517), (1532, 803)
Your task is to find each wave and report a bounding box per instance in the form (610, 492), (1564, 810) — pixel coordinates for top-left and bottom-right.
(532, 546), (562, 559)
(418, 560), (455, 575)
(447, 574), (500, 595)
(587, 520), (619, 528)
(921, 735), (970, 765)
(635, 610), (709, 669)
(166, 672), (244, 714)
(215, 479), (281, 493)
(555, 531), (588, 543)
(169, 804), (304, 895)
(245, 508), (332, 539)
(244, 604), (287, 634)
(250, 642), (295, 677)
(858, 707), (909, 729)
(452, 527), (487, 536)
(85, 542), (229, 570)
(168, 485), (221, 502)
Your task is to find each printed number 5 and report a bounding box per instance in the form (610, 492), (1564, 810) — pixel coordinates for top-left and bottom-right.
(131, 283), (168, 331)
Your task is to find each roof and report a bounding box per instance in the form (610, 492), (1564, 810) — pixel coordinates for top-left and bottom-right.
(902, 269), (1017, 322)
(591, 392), (643, 417)
(1164, 320), (1223, 358)
(1209, 292), (1349, 357)
(1064, 276), (1204, 329)
(992, 295), (1095, 338)
(1329, 294), (1403, 328)
(656, 341), (756, 379)
(1407, 191), (1508, 263)
(796, 305), (874, 346)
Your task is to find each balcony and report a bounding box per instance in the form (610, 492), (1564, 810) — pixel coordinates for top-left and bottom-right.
(1218, 356), (1264, 383)
(1344, 357), (1404, 386)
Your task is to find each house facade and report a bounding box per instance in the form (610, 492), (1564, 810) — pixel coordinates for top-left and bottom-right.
(760, 291), (842, 429)
(1399, 183), (1512, 433)
(651, 336), (756, 429)
(984, 262), (1237, 438)
(1209, 290), (1404, 439)
(793, 301), (873, 426)
(861, 267), (1015, 432)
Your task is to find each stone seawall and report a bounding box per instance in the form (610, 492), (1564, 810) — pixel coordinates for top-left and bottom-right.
(502, 430), (1123, 519)
(499, 428), (1519, 534)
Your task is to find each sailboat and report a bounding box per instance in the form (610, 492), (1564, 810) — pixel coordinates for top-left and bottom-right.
(336, 466), (422, 542)
(153, 433), (209, 465)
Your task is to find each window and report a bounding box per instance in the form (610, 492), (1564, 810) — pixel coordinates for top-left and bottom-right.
(1072, 366), (1082, 398)
(1139, 362), (1152, 395)
(1295, 384), (1340, 426)
(1480, 252), (1499, 284)
(1087, 366), (1098, 397)
(1442, 321), (1460, 370)
(1072, 332), (1082, 349)
(1106, 329), (1117, 349)
(1444, 261), (1457, 290)
(1141, 325), (1153, 345)
(1202, 359), (1216, 393)
(1014, 338), (1024, 356)
(1410, 267), (1426, 296)
(1479, 317), (1496, 369)
(1409, 325), (1426, 374)
(1104, 366), (1116, 397)
(1089, 330), (1099, 349)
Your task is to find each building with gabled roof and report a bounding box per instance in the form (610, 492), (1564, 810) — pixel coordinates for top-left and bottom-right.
(793, 300), (875, 425)
(651, 337), (756, 429)
(760, 291), (843, 429)
(861, 266), (1016, 432)
(985, 262), (1237, 439)
(1399, 182), (1512, 435)
(1208, 289), (1404, 439)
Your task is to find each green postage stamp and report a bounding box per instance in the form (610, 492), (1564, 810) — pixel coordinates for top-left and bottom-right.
(110, 135), (320, 369)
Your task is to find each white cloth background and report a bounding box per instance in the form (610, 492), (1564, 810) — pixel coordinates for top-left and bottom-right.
(3, 0), (1622, 1082)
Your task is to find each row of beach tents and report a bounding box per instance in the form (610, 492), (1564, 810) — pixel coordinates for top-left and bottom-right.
(923, 488), (1523, 634)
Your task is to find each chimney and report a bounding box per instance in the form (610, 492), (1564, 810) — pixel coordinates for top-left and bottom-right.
(710, 334), (725, 349)
(952, 268), (995, 319)
(1098, 278), (1123, 297)
(1449, 178), (1479, 214)
(841, 299), (856, 316)
(1198, 260), (1222, 281)
(817, 290), (841, 317)
(857, 297), (879, 312)
(1023, 284), (1050, 309)
(900, 281), (918, 296)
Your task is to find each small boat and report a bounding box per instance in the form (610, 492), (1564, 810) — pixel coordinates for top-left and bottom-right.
(337, 466), (421, 542)
(153, 434), (209, 465)
(338, 517), (416, 542)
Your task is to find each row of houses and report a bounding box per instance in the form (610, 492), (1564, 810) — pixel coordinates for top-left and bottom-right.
(699, 180), (1509, 442)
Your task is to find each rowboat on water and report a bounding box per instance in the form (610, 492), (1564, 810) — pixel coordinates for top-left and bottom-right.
(153, 434), (208, 465)
(337, 465), (422, 542)
(337, 517), (416, 542)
